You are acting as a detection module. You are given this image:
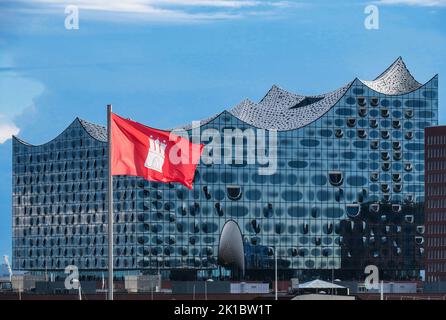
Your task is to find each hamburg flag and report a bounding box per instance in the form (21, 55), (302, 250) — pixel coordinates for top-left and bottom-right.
(110, 113), (203, 189)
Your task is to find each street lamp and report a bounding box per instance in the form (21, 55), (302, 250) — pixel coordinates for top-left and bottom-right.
(272, 246), (278, 301)
(205, 278), (214, 301)
(73, 279), (82, 301)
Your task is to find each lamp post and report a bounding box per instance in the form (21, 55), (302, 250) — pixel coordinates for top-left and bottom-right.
(274, 247), (278, 301)
(205, 278), (214, 301)
(73, 279), (82, 301)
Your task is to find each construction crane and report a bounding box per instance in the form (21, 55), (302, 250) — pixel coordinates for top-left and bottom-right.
(3, 255), (12, 282)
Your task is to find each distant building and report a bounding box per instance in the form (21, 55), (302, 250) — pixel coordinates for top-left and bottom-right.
(0, 264), (9, 278)
(424, 126), (446, 283)
(12, 58), (438, 281)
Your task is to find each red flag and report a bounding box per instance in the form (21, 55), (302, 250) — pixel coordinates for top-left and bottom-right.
(111, 113), (203, 189)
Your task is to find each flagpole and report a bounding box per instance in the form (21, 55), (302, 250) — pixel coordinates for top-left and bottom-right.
(107, 104), (114, 300)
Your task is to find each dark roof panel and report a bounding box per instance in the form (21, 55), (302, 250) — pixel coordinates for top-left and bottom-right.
(78, 118), (107, 142)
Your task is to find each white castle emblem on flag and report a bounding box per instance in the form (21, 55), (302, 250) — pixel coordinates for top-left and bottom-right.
(145, 136), (167, 173)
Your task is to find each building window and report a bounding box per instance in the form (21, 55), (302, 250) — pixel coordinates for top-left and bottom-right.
(328, 171), (343, 186)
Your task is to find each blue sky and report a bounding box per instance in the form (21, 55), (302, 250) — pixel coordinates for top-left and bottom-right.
(0, 0), (445, 259)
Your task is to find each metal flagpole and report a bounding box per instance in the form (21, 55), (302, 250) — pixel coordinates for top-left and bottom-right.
(107, 104), (114, 300)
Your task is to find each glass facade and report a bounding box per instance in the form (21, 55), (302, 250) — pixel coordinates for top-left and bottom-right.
(12, 60), (438, 281)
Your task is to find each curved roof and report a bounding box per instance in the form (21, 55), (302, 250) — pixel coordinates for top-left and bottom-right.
(13, 135), (33, 146)
(14, 118), (107, 147)
(299, 279), (346, 289)
(14, 58), (432, 143)
(78, 118), (107, 142)
(360, 57), (422, 95)
(175, 57), (428, 131)
(174, 112), (222, 131)
(228, 82), (353, 131)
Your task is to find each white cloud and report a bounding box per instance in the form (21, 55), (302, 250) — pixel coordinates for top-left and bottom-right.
(0, 117), (20, 144)
(12, 0), (300, 22)
(377, 0), (446, 7)
(27, 0), (291, 9)
(0, 55), (45, 144)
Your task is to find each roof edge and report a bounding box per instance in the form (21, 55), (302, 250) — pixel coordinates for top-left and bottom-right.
(13, 117), (107, 148)
(359, 73), (438, 97)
